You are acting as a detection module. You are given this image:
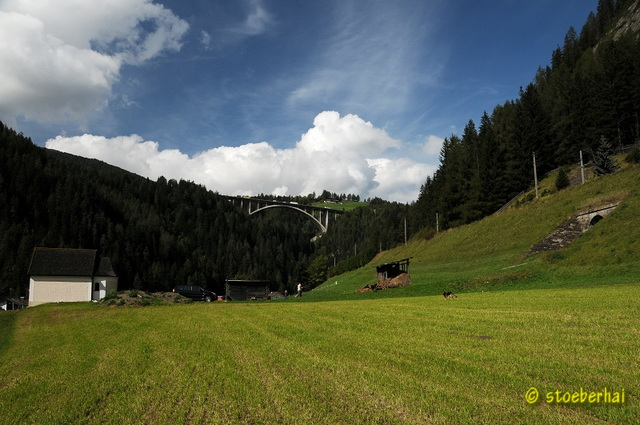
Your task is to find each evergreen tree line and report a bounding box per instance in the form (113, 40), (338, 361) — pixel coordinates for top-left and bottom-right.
(0, 123), (319, 298)
(0, 123), (409, 299)
(411, 0), (640, 231)
(250, 190), (360, 205)
(2, 0), (639, 298)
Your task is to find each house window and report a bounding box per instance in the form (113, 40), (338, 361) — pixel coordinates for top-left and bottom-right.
(94, 281), (100, 292)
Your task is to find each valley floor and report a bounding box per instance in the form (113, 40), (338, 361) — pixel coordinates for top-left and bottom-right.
(1, 283), (637, 424)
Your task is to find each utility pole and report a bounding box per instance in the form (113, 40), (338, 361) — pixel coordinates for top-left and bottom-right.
(436, 213), (439, 233)
(533, 152), (539, 199)
(580, 150), (585, 184)
(404, 219), (407, 245)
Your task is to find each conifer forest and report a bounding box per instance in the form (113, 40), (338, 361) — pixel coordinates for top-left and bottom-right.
(2, 0), (639, 298)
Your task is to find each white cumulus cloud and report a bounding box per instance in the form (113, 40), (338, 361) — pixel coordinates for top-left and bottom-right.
(366, 158), (435, 202)
(423, 134), (445, 155)
(0, 0), (188, 123)
(46, 111), (432, 203)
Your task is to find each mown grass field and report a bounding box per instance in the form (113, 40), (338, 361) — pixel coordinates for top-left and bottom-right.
(1, 163), (639, 424)
(1, 284), (638, 424)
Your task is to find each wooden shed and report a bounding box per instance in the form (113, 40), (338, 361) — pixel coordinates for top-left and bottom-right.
(225, 279), (271, 301)
(1, 298), (27, 311)
(375, 257), (412, 289)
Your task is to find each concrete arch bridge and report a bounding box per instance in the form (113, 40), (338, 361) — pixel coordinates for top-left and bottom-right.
(224, 196), (344, 233)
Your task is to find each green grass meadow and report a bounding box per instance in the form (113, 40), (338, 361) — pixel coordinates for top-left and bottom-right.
(1, 164), (639, 424)
(1, 285), (638, 424)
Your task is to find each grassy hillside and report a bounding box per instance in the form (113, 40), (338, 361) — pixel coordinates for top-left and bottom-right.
(307, 161), (640, 301)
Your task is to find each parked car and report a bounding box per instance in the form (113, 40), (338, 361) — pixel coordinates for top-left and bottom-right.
(173, 285), (216, 302)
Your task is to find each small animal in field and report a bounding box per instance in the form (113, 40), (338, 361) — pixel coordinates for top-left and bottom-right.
(442, 291), (457, 299)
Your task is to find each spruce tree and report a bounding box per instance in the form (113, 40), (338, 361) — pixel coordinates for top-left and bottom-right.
(593, 136), (619, 175)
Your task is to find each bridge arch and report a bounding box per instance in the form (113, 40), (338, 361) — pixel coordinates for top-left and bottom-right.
(249, 204), (327, 233)
(575, 204), (618, 232)
(589, 214), (603, 227)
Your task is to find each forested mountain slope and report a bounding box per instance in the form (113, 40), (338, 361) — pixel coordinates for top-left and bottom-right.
(0, 124), (409, 299)
(411, 0), (640, 232)
(0, 124), (319, 298)
(3, 0), (640, 300)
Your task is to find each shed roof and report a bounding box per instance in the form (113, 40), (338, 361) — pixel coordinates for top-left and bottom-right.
(375, 257), (412, 272)
(27, 247), (116, 277)
(1, 298), (28, 308)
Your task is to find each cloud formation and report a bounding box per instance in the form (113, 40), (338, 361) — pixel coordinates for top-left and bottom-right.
(233, 0), (274, 36)
(423, 135), (445, 156)
(287, 1), (441, 120)
(46, 111), (432, 203)
(0, 0), (188, 123)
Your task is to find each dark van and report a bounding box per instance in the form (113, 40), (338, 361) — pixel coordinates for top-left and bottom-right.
(173, 285), (216, 302)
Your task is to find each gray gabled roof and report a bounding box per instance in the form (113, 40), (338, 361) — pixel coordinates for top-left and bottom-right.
(95, 257), (117, 277)
(27, 247), (117, 277)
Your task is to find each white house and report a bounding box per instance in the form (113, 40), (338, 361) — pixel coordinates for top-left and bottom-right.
(27, 247), (118, 306)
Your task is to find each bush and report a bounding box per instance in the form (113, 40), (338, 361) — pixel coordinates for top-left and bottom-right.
(103, 290), (118, 301)
(625, 146), (640, 164)
(422, 228), (437, 241)
(555, 167), (570, 191)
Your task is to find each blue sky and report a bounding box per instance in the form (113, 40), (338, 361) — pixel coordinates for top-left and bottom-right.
(0, 0), (597, 202)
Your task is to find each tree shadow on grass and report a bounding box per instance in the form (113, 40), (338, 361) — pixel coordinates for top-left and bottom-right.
(0, 312), (17, 355)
